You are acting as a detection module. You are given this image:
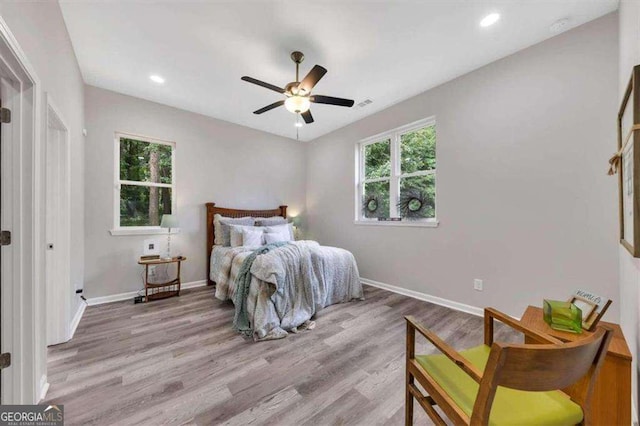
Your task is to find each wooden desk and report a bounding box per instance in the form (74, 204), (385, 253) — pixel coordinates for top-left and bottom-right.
(520, 306), (631, 426)
(138, 256), (186, 302)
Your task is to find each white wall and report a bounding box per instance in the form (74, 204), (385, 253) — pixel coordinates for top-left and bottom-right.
(618, 0), (640, 416)
(0, 1), (85, 402)
(84, 85), (307, 298)
(306, 14), (619, 320)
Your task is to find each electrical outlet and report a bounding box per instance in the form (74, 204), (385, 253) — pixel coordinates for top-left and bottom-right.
(474, 279), (483, 291)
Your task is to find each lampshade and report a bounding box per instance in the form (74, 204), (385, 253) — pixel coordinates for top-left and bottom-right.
(160, 214), (179, 229)
(285, 95), (311, 114)
(290, 216), (302, 227)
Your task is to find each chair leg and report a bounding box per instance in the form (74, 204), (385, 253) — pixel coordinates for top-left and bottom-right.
(405, 373), (414, 425)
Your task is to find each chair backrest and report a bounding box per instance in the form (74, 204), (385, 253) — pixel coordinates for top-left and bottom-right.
(471, 326), (612, 425)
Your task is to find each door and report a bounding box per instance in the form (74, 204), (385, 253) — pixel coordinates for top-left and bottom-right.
(0, 76), (17, 402)
(45, 103), (71, 346)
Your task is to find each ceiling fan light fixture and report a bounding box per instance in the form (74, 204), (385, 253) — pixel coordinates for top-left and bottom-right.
(285, 95), (311, 114)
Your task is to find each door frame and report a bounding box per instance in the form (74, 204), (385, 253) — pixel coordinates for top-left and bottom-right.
(45, 94), (71, 346)
(0, 17), (44, 404)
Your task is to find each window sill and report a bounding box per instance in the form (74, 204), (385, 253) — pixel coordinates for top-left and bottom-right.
(109, 227), (181, 236)
(353, 220), (439, 228)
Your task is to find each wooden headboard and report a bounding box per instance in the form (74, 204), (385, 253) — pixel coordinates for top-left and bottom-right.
(206, 202), (287, 286)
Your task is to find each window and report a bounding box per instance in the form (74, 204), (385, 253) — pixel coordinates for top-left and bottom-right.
(114, 133), (175, 231)
(357, 118), (436, 225)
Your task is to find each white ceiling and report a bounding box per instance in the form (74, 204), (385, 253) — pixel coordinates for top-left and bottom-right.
(60, 1), (618, 142)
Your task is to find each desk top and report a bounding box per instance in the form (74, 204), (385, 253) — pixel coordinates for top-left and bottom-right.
(520, 306), (631, 361)
(138, 256), (186, 265)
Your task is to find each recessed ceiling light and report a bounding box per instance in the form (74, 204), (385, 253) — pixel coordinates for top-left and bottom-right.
(294, 122), (303, 128)
(149, 75), (165, 84)
(480, 13), (500, 28)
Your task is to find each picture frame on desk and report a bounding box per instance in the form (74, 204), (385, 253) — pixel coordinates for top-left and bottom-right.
(143, 238), (161, 256)
(568, 295), (596, 322)
(568, 289), (612, 332)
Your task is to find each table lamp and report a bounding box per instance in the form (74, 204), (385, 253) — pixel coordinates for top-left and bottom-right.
(160, 214), (179, 259)
(290, 216), (301, 240)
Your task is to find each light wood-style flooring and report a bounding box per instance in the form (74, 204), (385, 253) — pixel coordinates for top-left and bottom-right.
(46, 285), (519, 425)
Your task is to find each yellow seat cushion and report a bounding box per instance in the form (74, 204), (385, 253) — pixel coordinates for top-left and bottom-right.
(415, 345), (583, 426)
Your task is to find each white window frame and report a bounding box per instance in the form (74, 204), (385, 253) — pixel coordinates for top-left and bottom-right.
(110, 132), (177, 236)
(355, 117), (438, 227)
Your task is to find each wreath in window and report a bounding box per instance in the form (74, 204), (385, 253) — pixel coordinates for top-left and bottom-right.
(362, 195), (380, 218)
(397, 188), (434, 219)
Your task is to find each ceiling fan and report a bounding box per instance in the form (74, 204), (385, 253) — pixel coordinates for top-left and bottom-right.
(241, 51), (355, 124)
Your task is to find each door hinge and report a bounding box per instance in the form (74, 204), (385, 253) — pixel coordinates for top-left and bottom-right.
(0, 352), (11, 369)
(0, 107), (11, 124)
(0, 230), (11, 246)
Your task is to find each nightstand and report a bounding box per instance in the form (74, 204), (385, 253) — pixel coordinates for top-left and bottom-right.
(137, 256), (186, 302)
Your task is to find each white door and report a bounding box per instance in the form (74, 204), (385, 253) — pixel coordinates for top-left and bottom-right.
(0, 76), (17, 402)
(45, 102), (71, 346)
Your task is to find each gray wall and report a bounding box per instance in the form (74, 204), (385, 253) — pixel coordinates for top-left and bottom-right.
(84, 86), (307, 298)
(306, 13), (619, 320)
(618, 0), (640, 415)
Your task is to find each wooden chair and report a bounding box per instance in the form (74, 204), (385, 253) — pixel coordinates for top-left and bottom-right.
(405, 308), (613, 426)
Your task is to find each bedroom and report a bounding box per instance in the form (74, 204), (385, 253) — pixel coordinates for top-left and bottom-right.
(0, 0), (637, 425)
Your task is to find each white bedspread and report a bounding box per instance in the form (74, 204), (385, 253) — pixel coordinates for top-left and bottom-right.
(210, 241), (363, 340)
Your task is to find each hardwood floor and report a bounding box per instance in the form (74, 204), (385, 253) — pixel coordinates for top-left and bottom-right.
(46, 285), (519, 425)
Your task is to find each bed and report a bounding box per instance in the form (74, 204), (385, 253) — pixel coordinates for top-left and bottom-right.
(205, 202), (363, 341)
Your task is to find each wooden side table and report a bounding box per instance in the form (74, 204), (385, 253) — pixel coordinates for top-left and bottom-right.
(520, 305), (631, 426)
(137, 256), (186, 302)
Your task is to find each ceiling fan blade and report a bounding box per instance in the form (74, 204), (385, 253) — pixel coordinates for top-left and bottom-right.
(297, 65), (327, 94)
(301, 110), (314, 124)
(241, 76), (286, 94)
(311, 95), (355, 107)
(253, 100), (285, 114)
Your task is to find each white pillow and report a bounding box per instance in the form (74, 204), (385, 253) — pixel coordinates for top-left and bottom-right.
(214, 214), (255, 246)
(230, 225), (268, 247)
(242, 228), (265, 248)
(229, 226), (244, 247)
(264, 232), (289, 244)
(265, 223), (294, 241)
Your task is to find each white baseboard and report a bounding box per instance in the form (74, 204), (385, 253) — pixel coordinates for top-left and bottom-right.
(86, 280), (208, 306)
(38, 375), (49, 403)
(361, 277), (485, 317)
(69, 301), (86, 340)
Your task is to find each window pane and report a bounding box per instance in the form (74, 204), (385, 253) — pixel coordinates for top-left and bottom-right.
(364, 139), (391, 179)
(120, 138), (173, 184)
(363, 180), (390, 219)
(120, 185), (172, 227)
(399, 175), (435, 219)
(400, 125), (436, 174)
